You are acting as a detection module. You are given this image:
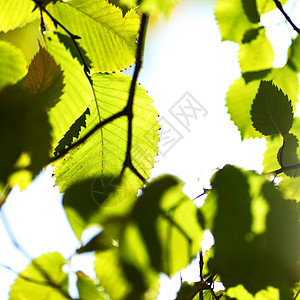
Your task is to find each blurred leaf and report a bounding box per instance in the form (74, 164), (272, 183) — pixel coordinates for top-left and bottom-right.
(77, 230), (115, 253)
(226, 285), (280, 299)
(242, 0), (260, 23)
(239, 28), (274, 73)
(126, 175), (203, 276)
(45, 31), (93, 148)
(287, 35), (300, 72)
(277, 133), (300, 177)
(23, 46), (64, 109)
(242, 27), (262, 44)
(54, 73), (159, 207)
(251, 81), (293, 136)
(54, 107), (90, 157)
(0, 85), (51, 191)
(119, 0), (179, 14)
(0, 40), (27, 91)
(215, 0), (257, 43)
(279, 176), (300, 202)
(205, 165), (300, 294)
(76, 271), (106, 300)
(62, 176), (120, 239)
(50, 0), (140, 72)
(9, 252), (70, 300)
(257, 0), (288, 14)
(176, 281), (210, 300)
(242, 69), (272, 83)
(0, 0), (37, 33)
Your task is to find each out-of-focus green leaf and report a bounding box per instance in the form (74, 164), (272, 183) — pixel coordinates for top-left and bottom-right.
(242, 27), (262, 44)
(23, 46), (64, 109)
(287, 35), (300, 72)
(0, 0), (37, 33)
(50, 0), (140, 72)
(215, 0), (257, 43)
(62, 176), (120, 240)
(242, 0), (260, 23)
(9, 253), (70, 300)
(226, 285), (280, 299)
(225, 77), (262, 139)
(277, 133), (300, 177)
(119, 0), (179, 14)
(251, 81), (293, 136)
(45, 31), (92, 148)
(239, 28), (274, 73)
(204, 165), (300, 295)
(0, 40), (27, 91)
(126, 175), (202, 276)
(94, 248), (159, 300)
(176, 281), (210, 300)
(54, 73), (159, 204)
(76, 271), (106, 300)
(279, 176), (300, 202)
(0, 85), (51, 191)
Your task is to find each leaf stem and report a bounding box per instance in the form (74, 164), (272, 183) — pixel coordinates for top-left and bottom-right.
(271, 163), (300, 176)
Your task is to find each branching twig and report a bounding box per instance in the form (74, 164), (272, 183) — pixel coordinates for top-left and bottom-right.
(120, 13), (149, 183)
(274, 0), (300, 34)
(270, 163), (300, 176)
(48, 14), (150, 183)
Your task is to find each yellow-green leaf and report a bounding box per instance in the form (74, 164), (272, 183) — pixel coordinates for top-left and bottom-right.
(0, 40), (27, 91)
(50, 0), (140, 72)
(9, 253), (70, 300)
(23, 46), (64, 109)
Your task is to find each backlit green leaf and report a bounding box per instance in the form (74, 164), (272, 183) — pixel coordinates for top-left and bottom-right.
(242, 0), (260, 23)
(50, 0), (140, 72)
(0, 85), (52, 191)
(226, 285), (280, 300)
(215, 0), (257, 43)
(204, 165), (300, 294)
(9, 253), (70, 300)
(23, 46), (64, 109)
(54, 73), (159, 201)
(0, 40), (27, 91)
(0, 0), (37, 33)
(287, 35), (300, 72)
(45, 31), (92, 148)
(120, 0), (178, 14)
(251, 81), (293, 136)
(239, 28), (274, 73)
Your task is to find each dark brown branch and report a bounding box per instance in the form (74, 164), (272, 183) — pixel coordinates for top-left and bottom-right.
(274, 0), (300, 34)
(271, 163), (300, 176)
(121, 14), (149, 183)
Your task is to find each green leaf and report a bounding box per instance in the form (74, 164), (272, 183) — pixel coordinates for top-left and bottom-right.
(0, 40), (27, 91)
(62, 176), (120, 240)
(54, 107), (90, 157)
(50, 0), (140, 72)
(45, 31), (93, 148)
(76, 271), (106, 300)
(0, 0), (37, 33)
(176, 281), (210, 300)
(204, 165), (300, 294)
(242, 0), (260, 23)
(120, 0), (178, 14)
(126, 175), (203, 276)
(225, 77), (262, 139)
(9, 252), (70, 300)
(279, 176), (300, 203)
(0, 85), (52, 191)
(277, 133), (300, 177)
(257, 0), (288, 15)
(215, 0), (257, 43)
(54, 73), (159, 198)
(94, 248), (159, 300)
(239, 28), (274, 73)
(226, 285), (280, 300)
(251, 81), (293, 136)
(287, 35), (300, 72)
(242, 27), (262, 44)
(242, 69), (272, 83)
(22, 46), (64, 109)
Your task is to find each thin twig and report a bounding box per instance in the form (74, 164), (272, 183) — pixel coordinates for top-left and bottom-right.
(271, 163), (300, 176)
(120, 14), (149, 183)
(274, 0), (300, 33)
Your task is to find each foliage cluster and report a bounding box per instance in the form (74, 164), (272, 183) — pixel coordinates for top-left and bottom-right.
(0, 0), (299, 299)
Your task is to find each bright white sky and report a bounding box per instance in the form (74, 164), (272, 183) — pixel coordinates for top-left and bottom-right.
(0, 0), (299, 299)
